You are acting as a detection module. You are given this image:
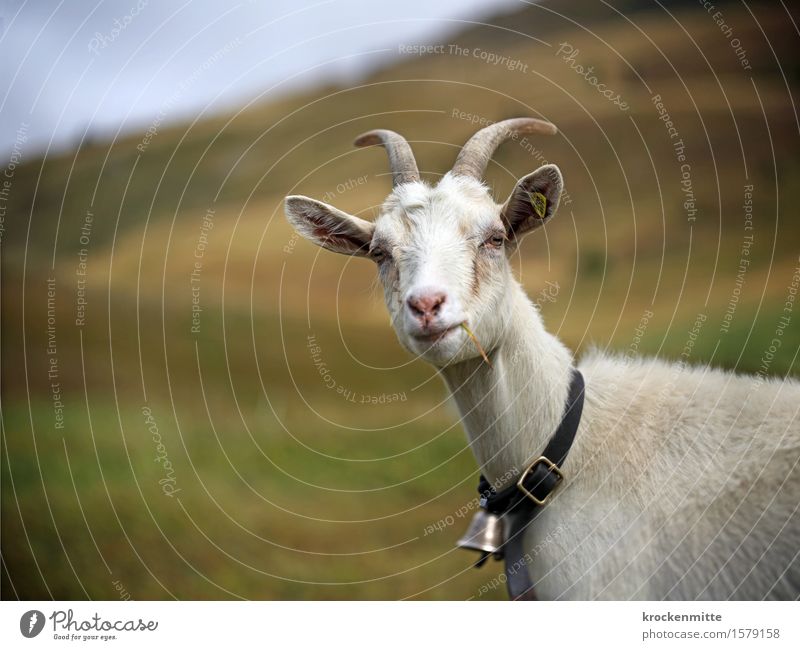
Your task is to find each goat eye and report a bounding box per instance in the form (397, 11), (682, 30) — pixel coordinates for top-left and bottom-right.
(483, 234), (505, 249)
(370, 247), (387, 262)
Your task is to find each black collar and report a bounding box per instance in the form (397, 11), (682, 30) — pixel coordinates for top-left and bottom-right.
(473, 368), (585, 600)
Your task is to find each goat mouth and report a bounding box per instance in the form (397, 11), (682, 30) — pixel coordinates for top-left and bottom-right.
(411, 324), (461, 344)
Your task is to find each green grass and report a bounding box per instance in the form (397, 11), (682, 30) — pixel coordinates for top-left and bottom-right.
(3, 397), (503, 600)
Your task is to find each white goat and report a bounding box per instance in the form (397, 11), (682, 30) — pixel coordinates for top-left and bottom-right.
(285, 119), (800, 600)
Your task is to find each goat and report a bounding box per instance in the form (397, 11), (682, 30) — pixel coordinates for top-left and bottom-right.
(284, 118), (800, 600)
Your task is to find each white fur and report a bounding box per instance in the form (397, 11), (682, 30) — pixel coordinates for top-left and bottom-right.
(444, 282), (800, 600)
(285, 169), (800, 600)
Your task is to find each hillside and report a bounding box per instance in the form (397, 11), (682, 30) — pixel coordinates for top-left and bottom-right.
(3, 0), (799, 600)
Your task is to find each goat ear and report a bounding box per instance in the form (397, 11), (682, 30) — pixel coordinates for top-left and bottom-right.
(284, 195), (375, 257)
(500, 164), (563, 246)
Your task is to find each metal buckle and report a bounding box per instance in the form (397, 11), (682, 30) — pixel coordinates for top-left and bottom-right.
(517, 456), (564, 506)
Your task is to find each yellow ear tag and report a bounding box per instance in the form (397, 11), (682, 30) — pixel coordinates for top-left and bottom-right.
(529, 192), (547, 219)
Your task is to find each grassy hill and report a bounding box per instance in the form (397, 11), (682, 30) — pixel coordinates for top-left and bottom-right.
(3, 0), (799, 599)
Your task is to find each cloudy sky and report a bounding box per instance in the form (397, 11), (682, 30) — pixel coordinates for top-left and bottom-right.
(0, 0), (519, 158)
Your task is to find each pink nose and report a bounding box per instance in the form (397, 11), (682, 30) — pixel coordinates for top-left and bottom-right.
(407, 290), (447, 322)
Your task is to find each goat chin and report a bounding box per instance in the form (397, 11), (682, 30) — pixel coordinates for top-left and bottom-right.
(439, 281), (800, 600)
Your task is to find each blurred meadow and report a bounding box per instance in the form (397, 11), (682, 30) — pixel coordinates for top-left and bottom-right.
(2, 0), (800, 599)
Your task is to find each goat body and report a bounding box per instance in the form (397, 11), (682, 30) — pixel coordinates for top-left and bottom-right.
(285, 118), (800, 599)
(444, 279), (800, 600)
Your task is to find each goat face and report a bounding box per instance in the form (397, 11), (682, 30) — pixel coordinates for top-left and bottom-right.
(284, 119), (563, 367)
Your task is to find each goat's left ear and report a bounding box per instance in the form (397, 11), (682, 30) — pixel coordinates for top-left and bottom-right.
(284, 195), (375, 257)
(500, 164), (563, 246)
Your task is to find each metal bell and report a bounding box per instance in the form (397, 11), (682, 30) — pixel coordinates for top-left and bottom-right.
(456, 509), (505, 566)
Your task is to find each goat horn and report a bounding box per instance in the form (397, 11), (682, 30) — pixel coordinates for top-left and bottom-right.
(354, 129), (420, 187)
(451, 117), (558, 180)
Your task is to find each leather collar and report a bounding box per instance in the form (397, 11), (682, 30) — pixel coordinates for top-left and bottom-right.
(474, 368), (585, 600)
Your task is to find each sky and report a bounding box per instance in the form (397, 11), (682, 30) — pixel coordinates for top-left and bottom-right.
(0, 0), (520, 158)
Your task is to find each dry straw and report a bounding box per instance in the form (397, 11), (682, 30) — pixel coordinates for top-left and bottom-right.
(461, 323), (492, 367)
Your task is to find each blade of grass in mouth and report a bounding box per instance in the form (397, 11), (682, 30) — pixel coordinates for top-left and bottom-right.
(460, 323), (492, 367)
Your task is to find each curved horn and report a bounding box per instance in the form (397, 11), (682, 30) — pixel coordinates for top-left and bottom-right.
(354, 129), (420, 187)
(451, 117), (558, 180)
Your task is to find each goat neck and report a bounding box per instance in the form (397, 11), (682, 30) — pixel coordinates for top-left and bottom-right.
(439, 280), (574, 489)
